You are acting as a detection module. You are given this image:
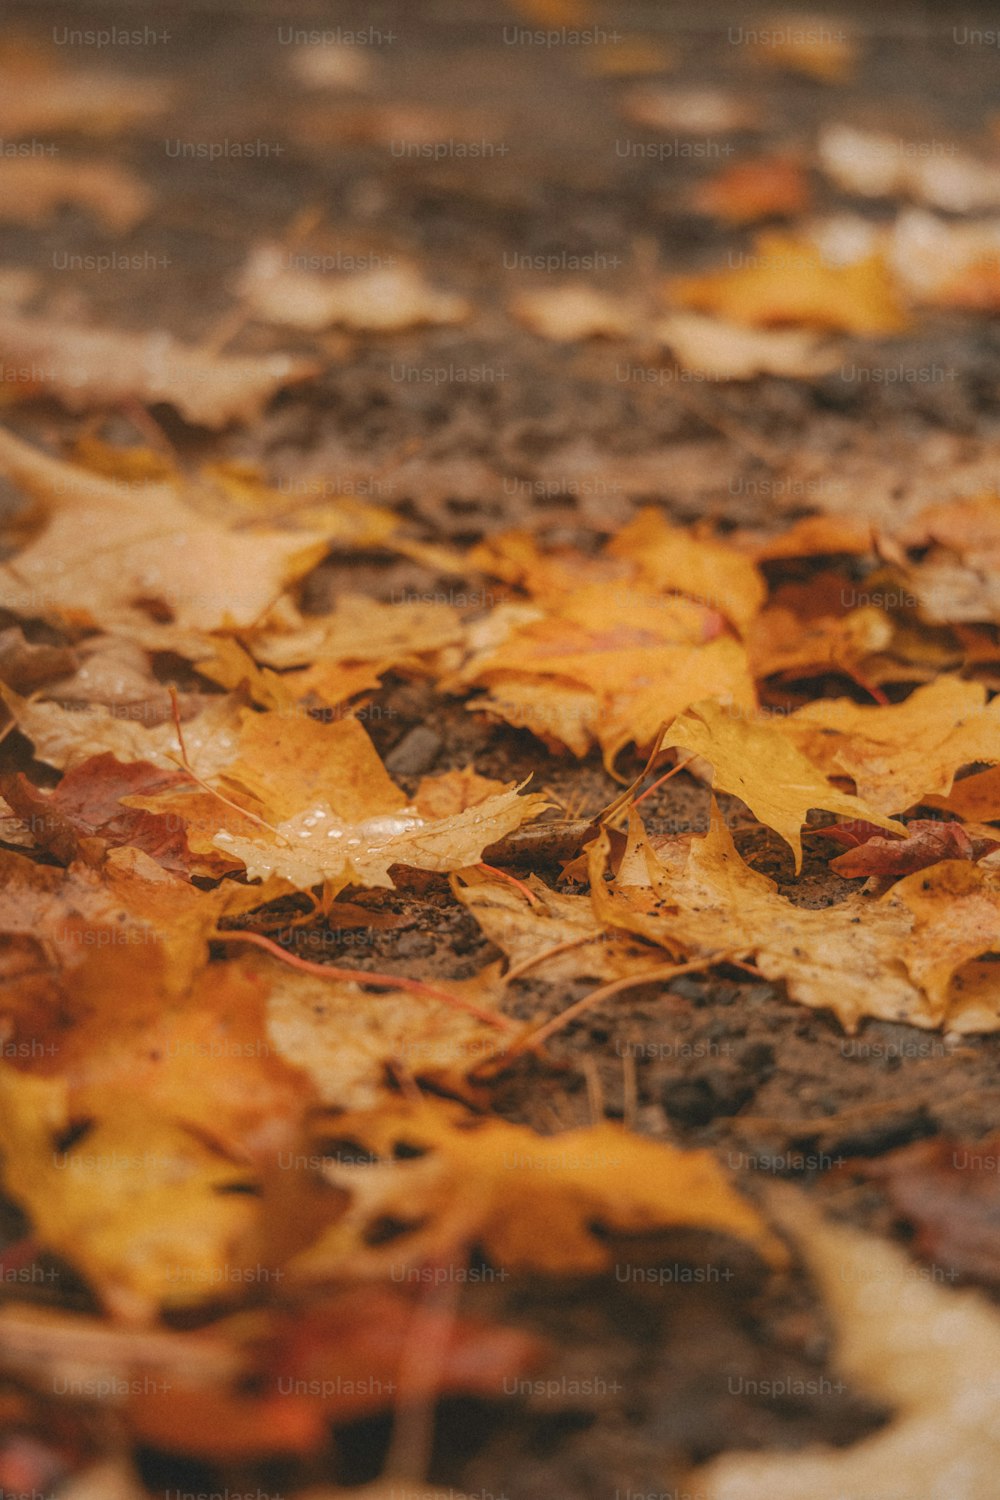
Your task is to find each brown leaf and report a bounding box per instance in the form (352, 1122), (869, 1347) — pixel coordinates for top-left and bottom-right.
(0, 755), (195, 873)
(0, 314), (318, 427)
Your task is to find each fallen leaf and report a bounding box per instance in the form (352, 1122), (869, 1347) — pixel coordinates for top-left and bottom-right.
(656, 312), (837, 380)
(452, 865), (659, 981)
(0, 313), (319, 427)
(0, 1066), (259, 1320)
(0, 65), (173, 136)
(237, 248), (471, 332)
(692, 1189), (1000, 1500)
(0, 683), (245, 776)
(747, 601), (892, 684)
(591, 807), (1000, 1031)
(0, 843), (281, 996)
(669, 231), (907, 333)
(749, 14), (857, 81)
(820, 123), (1000, 212)
(0, 426), (329, 630)
(0, 626), (77, 692)
(886, 206), (1000, 310)
(824, 817), (999, 878)
(925, 765), (1000, 822)
(865, 1133), (1000, 1287)
(263, 953), (510, 1109)
(289, 1098), (786, 1279)
(0, 755), (196, 873)
(693, 155), (811, 223)
(783, 675), (1000, 812)
(510, 286), (639, 341)
(660, 701), (904, 870)
(289, 44), (375, 90)
(253, 594), (464, 672)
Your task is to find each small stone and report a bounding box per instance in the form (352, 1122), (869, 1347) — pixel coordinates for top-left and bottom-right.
(384, 725), (443, 777)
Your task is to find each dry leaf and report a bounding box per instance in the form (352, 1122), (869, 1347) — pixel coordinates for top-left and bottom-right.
(289, 44), (375, 90)
(290, 1098), (786, 1279)
(237, 247), (471, 332)
(887, 207), (1000, 310)
(0, 684), (245, 777)
(692, 1190), (1000, 1500)
(660, 701), (904, 870)
(0, 755), (195, 873)
(263, 953), (510, 1109)
(0, 1066), (259, 1321)
(783, 676), (1000, 813)
(452, 865), (659, 981)
(0, 66), (173, 136)
(0, 426), (329, 630)
(747, 601), (892, 683)
(925, 765), (1000, 822)
(866, 1133), (1000, 1287)
(510, 286), (638, 341)
(0, 312), (318, 427)
(598, 807), (1000, 1031)
(824, 817), (998, 878)
(656, 311), (837, 379)
(693, 155), (810, 223)
(820, 123), (1000, 212)
(669, 231), (907, 333)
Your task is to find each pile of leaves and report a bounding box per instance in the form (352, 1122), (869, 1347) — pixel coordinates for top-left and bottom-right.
(3, 7), (1000, 1499)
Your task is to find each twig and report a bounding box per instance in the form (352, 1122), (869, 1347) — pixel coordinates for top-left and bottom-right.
(477, 861), (541, 907)
(213, 928), (516, 1030)
(167, 686), (287, 842)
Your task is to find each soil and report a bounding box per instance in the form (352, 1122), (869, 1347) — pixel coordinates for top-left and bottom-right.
(2, 2), (1000, 1497)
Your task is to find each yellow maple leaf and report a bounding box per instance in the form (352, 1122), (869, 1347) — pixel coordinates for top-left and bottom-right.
(669, 231), (908, 334)
(783, 676), (1000, 812)
(661, 700), (904, 869)
(0, 1067), (258, 1320)
(288, 1098), (787, 1280)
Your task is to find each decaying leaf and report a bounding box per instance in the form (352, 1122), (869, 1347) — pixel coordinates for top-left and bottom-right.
(865, 1133), (1000, 1287)
(0, 313), (318, 427)
(289, 1097), (787, 1279)
(692, 1190), (1000, 1500)
(823, 817), (999, 878)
